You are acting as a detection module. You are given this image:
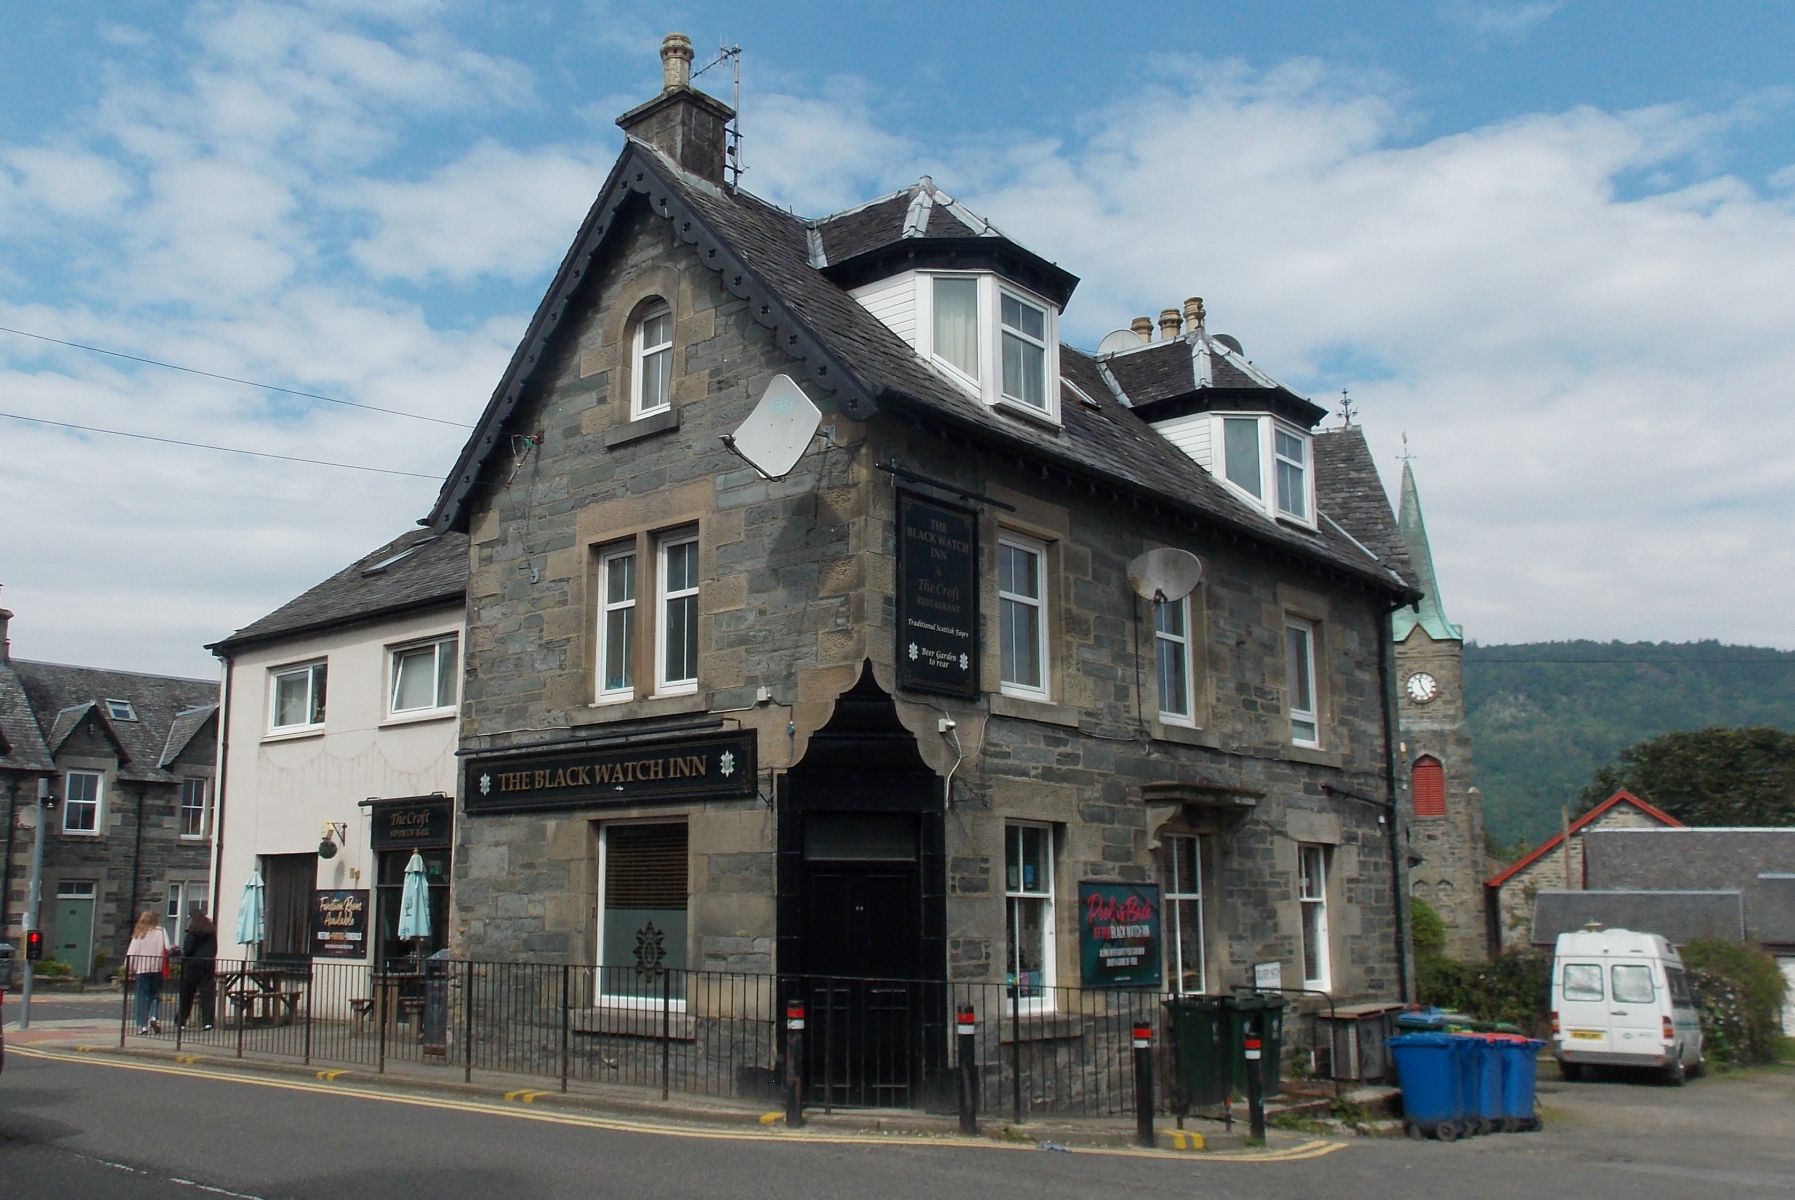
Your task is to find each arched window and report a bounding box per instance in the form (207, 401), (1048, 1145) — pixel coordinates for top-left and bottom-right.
(631, 300), (673, 418)
(1412, 755), (1446, 818)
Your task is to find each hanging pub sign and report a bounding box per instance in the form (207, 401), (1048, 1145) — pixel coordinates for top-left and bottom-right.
(896, 490), (979, 698)
(463, 730), (758, 815)
(369, 794), (451, 851)
(311, 889), (369, 959)
(1078, 881), (1163, 989)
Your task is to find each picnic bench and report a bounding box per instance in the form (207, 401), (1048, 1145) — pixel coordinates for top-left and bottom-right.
(222, 968), (305, 1025)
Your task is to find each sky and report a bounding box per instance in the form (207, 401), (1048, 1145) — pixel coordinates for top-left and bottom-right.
(3, 0), (1793, 680)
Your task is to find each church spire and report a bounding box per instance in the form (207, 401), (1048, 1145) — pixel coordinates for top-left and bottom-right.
(1392, 454), (1462, 643)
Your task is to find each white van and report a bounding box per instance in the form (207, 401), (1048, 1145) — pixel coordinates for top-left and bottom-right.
(1551, 926), (1704, 1084)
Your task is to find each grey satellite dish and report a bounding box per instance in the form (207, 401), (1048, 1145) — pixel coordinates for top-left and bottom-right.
(1097, 328), (1142, 357)
(1213, 333), (1244, 356)
(1126, 547), (1203, 603)
(720, 374), (822, 480)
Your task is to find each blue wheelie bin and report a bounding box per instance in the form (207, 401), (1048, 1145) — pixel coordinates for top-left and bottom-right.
(1461, 1034), (1503, 1136)
(1390, 1032), (1469, 1141)
(1488, 1035), (1545, 1132)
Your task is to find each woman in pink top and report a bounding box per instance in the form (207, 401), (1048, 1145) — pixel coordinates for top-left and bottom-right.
(126, 910), (171, 1034)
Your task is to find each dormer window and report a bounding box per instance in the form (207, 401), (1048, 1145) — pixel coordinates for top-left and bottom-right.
(1217, 414), (1314, 527)
(897, 271), (1061, 424)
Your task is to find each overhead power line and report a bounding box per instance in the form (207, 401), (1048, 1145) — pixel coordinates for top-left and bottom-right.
(0, 324), (473, 428)
(0, 411), (442, 480)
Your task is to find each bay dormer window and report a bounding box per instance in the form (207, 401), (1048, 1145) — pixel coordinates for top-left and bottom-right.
(1217, 414), (1314, 527)
(910, 272), (1061, 424)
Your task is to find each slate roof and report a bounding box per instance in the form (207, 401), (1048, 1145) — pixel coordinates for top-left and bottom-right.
(1314, 428), (1418, 590)
(7, 659), (217, 784)
(1583, 827), (1795, 947)
(210, 528), (468, 655)
(1487, 790), (1684, 888)
(1531, 889), (1747, 946)
(1099, 333), (1319, 416)
(426, 141), (1417, 605)
(0, 660), (55, 771)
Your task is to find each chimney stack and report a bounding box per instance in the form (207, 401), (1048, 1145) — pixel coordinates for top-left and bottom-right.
(616, 32), (737, 184)
(1183, 296), (1205, 334)
(1158, 308), (1183, 341)
(0, 604), (11, 664)
(1130, 316), (1153, 344)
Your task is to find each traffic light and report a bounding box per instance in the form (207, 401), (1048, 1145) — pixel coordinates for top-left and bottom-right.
(25, 929), (43, 961)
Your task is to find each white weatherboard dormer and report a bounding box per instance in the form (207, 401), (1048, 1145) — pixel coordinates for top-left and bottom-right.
(1154, 409), (1317, 529)
(851, 269), (1062, 425)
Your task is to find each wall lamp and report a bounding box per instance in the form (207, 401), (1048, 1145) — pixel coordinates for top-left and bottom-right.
(318, 821), (348, 859)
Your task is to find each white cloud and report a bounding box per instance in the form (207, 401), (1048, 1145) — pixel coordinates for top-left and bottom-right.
(1438, 2), (1562, 40)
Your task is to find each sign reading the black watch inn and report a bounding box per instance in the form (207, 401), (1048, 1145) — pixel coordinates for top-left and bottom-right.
(896, 491), (979, 698)
(463, 731), (757, 815)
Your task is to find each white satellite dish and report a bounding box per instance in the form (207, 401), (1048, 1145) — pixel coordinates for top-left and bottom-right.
(1126, 547), (1203, 603)
(1097, 328), (1143, 357)
(720, 374), (823, 480)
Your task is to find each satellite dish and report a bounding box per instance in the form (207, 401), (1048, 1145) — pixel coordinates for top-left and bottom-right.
(1213, 333), (1244, 356)
(720, 374), (822, 480)
(1097, 328), (1142, 357)
(1126, 547), (1203, 603)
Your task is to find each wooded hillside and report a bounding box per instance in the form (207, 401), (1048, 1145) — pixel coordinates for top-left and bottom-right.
(1463, 640), (1795, 848)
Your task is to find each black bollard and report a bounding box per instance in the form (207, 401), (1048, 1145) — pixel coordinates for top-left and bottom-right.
(784, 999), (806, 1128)
(957, 1005), (978, 1134)
(1133, 1021), (1155, 1147)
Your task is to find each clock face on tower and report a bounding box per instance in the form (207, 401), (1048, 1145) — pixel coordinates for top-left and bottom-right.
(1405, 671), (1439, 704)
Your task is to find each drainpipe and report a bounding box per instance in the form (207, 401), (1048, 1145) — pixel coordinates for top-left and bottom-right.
(1, 776), (19, 939)
(210, 653), (233, 918)
(1377, 607), (1411, 1001)
(129, 781), (148, 931)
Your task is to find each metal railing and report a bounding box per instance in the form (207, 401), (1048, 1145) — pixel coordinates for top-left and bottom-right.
(120, 959), (1334, 1119)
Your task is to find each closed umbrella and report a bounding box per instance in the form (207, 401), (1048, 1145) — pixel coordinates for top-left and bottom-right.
(397, 852), (431, 943)
(235, 866), (265, 946)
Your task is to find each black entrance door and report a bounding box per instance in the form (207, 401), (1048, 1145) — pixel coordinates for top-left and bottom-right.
(802, 826), (922, 1107)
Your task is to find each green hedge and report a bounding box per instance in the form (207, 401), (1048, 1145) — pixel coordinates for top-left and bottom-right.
(1681, 939), (1788, 1066)
(1416, 950), (1553, 1035)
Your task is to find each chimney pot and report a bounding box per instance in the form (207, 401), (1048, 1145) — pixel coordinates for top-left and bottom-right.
(1130, 316), (1153, 344)
(1158, 308), (1183, 340)
(1183, 296), (1205, 331)
(660, 32), (694, 91)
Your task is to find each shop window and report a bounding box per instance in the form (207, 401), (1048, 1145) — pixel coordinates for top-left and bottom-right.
(599, 822), (688, 1005)
(1163, 835), (1206, 994)
(375, 847), (449, 970)
(1005, 822), (1055, 1009)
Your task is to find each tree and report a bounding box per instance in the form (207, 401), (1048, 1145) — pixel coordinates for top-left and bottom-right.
(1579, 726), (1795, 826)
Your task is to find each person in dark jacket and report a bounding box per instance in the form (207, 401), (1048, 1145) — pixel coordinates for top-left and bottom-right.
(175, 911), (218, 1030)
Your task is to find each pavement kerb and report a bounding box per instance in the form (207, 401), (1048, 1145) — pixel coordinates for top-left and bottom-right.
(22, 1030), (1319, 1156)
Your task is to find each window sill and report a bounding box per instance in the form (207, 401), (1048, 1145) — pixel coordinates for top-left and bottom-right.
(1286, 744), (1344, 769)
(380, 708), (458, 729)
(989, 691), (1077, 728)
(1152, 723), (1220, 750)
(606, 407), (679, 448)
(59, 829), (102, 839)
(262, 727), (326, 744)
(577, 692), (709, 727)
(993, 396), (1061, 430)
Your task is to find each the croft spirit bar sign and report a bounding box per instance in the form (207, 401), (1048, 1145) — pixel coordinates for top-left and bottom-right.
(896, 490), (979, 699)
(463, 731), (758, 815)
(369, 795), (451, 851)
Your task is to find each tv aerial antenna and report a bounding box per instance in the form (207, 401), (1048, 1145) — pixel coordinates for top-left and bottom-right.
(694, 41), (745, 189)
(720, 374), (826, 481)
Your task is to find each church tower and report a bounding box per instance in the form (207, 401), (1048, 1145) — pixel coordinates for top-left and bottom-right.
(1392, 457), (1489, 960)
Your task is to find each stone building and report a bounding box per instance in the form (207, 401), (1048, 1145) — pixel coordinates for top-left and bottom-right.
(1389, 459), (1489, 959)
(0, 605), (217, 980)
(1484, 788), (1680, 953)
(422, 35), (1421, 1102)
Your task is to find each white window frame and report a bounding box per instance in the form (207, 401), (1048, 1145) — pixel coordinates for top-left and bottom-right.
(655, 530), (699, 696)
(164, 879), (206, 945)
(632, 301), (673, 419)
(388, 635), (458, 717)
(1299, 843), (1331, 991)
(1214, 414), (1316, 528)
(178, 777), (209, 839)
(62, 769), (103, 835)
(596, 820), (689, 1011)
(914, 271), (1061, 424)
(1005, 822), (1056, 1012)
(103, 698), (137, 721)
(999, 289), (1049, 412)
(1284, 617), (1320, 748)
(1154, 594), (1194, 725)
(595, 544), (638, 702)
(997, 532), (1049, 700)
(1164, 834), (1206, 995)
(269, 660), (327, 733)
